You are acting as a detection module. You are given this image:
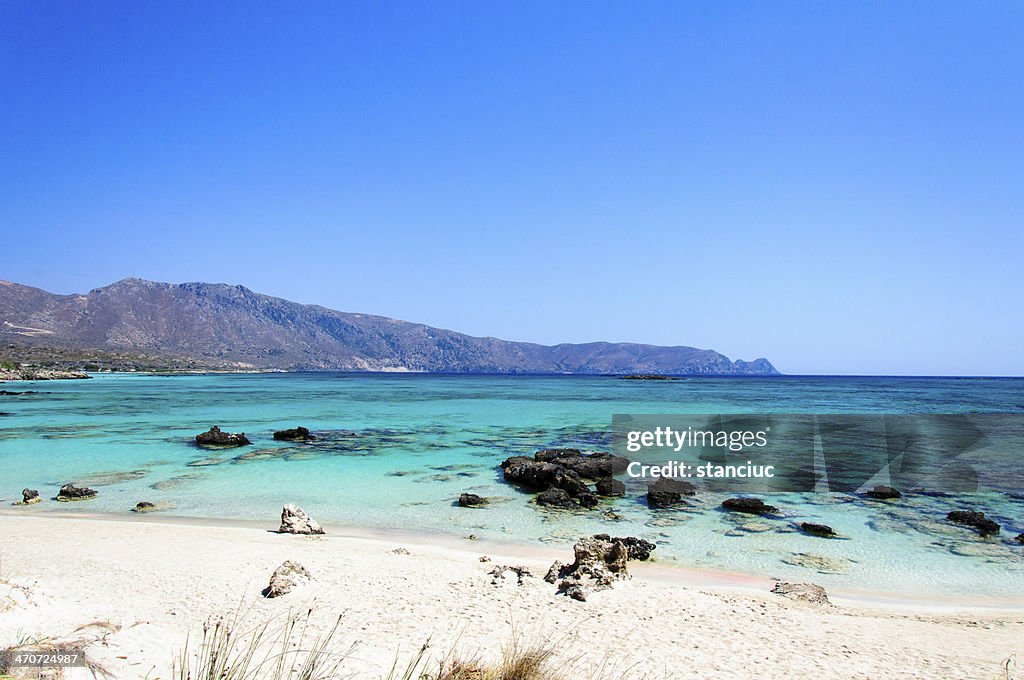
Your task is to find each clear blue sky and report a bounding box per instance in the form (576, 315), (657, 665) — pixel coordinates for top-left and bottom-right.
(2, 2), (1022, 375)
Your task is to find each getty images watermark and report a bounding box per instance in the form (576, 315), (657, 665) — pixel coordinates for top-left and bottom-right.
(612, 414), (1024, 494)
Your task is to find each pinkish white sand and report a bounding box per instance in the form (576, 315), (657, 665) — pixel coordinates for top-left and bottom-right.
(1, 513), (1021, 679)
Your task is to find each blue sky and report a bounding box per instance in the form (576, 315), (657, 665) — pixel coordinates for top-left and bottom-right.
(1, 2), (1022, 375)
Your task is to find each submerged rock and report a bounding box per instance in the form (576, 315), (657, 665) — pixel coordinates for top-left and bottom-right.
(458, 493), (488, 507)
(771, 581), (831, 606)
(1016, 534), (1024, 546)
(56, 483), (97, 502)
(799, 522), (837, 538)
(278, 504), (325, 535)
(722, 497), (779, 515)
(646, 477), (695, 509)
(947, 510), (1001, 537)
(864, 485), (902, 499)
(195, 426), (251, 448)
(782, 552), (853, 574)
(595, 477), (626, 497)
(273, 426), (316, 442)
(16, 488), (40, 505)
(263, 560), (312, 598)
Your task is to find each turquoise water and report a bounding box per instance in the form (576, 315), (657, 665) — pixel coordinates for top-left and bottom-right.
(2, 373), (1023, 600)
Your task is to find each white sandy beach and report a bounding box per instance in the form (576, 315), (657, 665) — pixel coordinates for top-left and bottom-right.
(1, 512), (1021, 679)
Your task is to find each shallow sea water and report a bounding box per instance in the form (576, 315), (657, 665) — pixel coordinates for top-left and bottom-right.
(1, 373), (1022, 600)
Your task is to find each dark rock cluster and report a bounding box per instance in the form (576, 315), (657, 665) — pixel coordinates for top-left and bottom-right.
(864, 485), (902, 500)
(500, 448), (629, 510)
(646, 477), (696, 508)
(195, 426), (251, 448)
(799, 522), (837, 538)
(458, 493), (488, 507)
(56, 483), (97, 502)
(947, 510), (1000, 537)
(721, 497), (779, 515)
(273, 426), (316, 442)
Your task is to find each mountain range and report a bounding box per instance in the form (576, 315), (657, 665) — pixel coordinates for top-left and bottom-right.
(0, 278), (778, 375)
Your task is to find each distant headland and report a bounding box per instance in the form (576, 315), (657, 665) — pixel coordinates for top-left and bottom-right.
(0, 278), (778, 376)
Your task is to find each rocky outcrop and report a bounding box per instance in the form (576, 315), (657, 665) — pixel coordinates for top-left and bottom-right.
(646, 477), (695, 508)
(770, 581), (831, 605)
(0, 368), (90, 381)
(595, 477), (626, 497)
(532, 449), (630, 479)
(488, 565), (532, 586)
(15, 488), (40, 505)
(501, 449), (620, 510)
(263, 560), (312, 598)
(545, 536), (632, 601)
(592, 534), (656, 561)
(195, 426), (251, 448)
(799, 522), (837, 538)
(864, 485), (902, 499)
(947, 510), (1000, 537)
(458, 493), (488, 508)
(536, 488), (575, 508)
(273, 426), (316, 441)
(56, 483), (97, 502)
(278, 504), (325, 535)
(721, 497), (779, 515)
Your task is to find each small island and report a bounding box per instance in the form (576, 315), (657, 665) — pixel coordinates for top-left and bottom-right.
(619, 374), (681, 381)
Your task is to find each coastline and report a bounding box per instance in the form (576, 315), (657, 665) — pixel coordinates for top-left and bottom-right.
(1, 512), (1021, 679)
(2, 507), (1022, 612)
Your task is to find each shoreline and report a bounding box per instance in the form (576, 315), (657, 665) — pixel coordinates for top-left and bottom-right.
(3, 507), (1021, 612)
(1, 513), (1021, 679)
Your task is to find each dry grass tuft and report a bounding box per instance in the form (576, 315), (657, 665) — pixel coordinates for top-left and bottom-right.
(173, 607), (352, 680)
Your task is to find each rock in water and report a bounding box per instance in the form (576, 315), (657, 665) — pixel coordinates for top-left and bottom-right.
(532, 449), (630, 479)
(278, 504), (325, 535)
(195, 426), (251, 448)
(864, 485), (902, 499)
(947, 510), (1001, 537)
(536, 488), (575, 508)
(722, 497), (779, 515)
(1016, 534), (1024, 546)
(56, 483), (97, 502)
(132, 501), (157, 513)
(273, 426), (316, 441)
(799, 522), (837, 538)
(771, 581), (831, 605)
(646, 477), (695, 508)
(499, 450), (627, 510)
(595, 477), (626, 497)
(18, 488), (40, 505)
(458, 493), (488, 507)
(263, 560), (312, 598)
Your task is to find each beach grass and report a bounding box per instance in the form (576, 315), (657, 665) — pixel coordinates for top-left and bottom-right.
(173, 605), (619, 680)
